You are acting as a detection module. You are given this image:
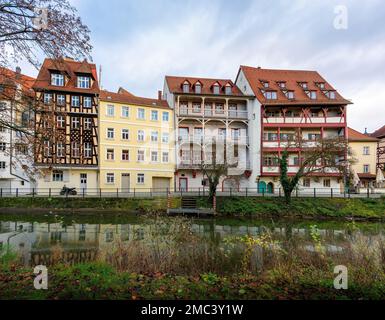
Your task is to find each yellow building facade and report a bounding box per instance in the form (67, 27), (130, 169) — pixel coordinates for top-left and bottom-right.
(348, 127), (379, 188)
(99, 90), (175, 192)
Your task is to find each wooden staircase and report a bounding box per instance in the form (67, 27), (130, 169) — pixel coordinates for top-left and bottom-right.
(181, 196), (197, 209)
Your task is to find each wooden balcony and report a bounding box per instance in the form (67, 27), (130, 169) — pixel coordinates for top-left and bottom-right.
(178, 107), (248, 120)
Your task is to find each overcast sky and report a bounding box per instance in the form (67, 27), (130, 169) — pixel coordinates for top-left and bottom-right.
(19, 0), (385, 132)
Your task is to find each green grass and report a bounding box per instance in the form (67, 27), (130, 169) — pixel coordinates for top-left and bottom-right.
(1, 196), (385, 220)
(203, 197), (385, 219)
(1, 262), (384, 300)
(0, 197), (180, 213)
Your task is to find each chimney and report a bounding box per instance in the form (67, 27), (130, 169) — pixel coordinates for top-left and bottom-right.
(15, 66), (21, 79)
(364, 128), (368, 134)
(158, 90), (162, 100)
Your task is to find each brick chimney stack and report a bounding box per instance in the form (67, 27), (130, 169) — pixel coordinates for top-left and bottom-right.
(158, 90), (162, 100)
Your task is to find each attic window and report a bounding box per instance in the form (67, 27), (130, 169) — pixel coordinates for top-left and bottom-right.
(261, 81), (269, 88)
(213, 83), (220, 95)
(225, 84), (232, 95)
(183, 82), (190, 93)
(285, 91), (294, 99)
(306, 91), (317, 100)
(195, 83), (201, 94)
(77, 76), (90, 89)
(318, 82), (325, 89)
(299, 82), (308, 89)
(51, 73), (64, 86)
(277, 82), (286, 89)
(264, 91), (277, 100)
(325, 91), (336, 99)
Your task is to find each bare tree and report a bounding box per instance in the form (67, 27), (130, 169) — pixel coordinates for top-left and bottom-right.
(278, 135), (350, 203)
(0, 0), (92, 182)
(200, 142), (240, 201)
(0, 0), (92, 68)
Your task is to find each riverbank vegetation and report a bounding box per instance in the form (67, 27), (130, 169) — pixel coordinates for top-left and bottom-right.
(0, 196), (384, 220)
(1, 217), (385, 300)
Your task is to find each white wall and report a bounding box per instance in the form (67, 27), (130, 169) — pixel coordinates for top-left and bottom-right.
(235, 69), (261, 188)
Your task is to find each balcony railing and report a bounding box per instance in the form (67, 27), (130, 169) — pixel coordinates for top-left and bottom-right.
(177, 159), (251, 170)
(178, 135), (249, 145)
(263, 116), (345, 125)
(178, 107), (248, 119)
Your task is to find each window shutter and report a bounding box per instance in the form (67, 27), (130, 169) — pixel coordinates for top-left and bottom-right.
(63, 170), (70, 183)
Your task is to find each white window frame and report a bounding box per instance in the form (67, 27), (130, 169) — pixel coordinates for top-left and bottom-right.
(137, 173), (145, 184)
(151, 110), (158, 121)
(71, 117), (80, 129)
(137, 150), (145, 162)
(84, 142), (92, 158)
(106, 173), (115, 184)
(121, 149), (130, 161)
(162, 132), (169, 143)
(137, 108), (145, 120)
(84, 118), (92, 130)
(162, 112), (169, 122)
(162, 152), (169, 163)
(107, 104), (115, 117)
(151, 151), (158, 162)
(52, 170), (64, 182)
(121, 106), (129, 118)
(107, 128), (114, 139)
(51, 73), (64, 86)
(71, 142), (80, 158)
(57, 94), (66, 105)
(83, 96), (92, 108)
(121, 129), (130, 140)
(71, 96), (80, 107)
(77, 76), (91, 89)
(137, 130), (145, 142)
(106, 148), (114, 160)
(57, 142), (65, 158)
(151, 131), (158, 142)
(57, 115), (65, 128)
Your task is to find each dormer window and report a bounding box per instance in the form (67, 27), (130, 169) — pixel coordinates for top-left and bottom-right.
(261, 81), (269, 88)
(285, 91), (295, 99)
(277, 82), (286, 89)
(306, 91), (317, 100)
(77, 76), (90, 89)
(225, 84), (232, 95)
(213, 83), (220, 95)
(264, 91), (277, 100)
(317, 82), (325, 89)
(299, 82), (308, 89)
(325, 90), (336, 99)
(51, 73), (64, 86)
(183, 81), (190, 93)
(195, 83), (201, 94)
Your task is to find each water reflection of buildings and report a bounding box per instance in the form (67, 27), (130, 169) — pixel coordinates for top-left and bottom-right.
(0, 220), (383, 265)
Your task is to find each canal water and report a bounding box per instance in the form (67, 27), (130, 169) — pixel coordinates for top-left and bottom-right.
(1, 214), (384, 267)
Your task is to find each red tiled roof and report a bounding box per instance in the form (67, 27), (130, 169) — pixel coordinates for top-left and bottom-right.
(117, 87), (135, 97)
(371, 125), (385, 139)
(348, 127), (379, 142)
(357, 173), (376, 179)
(238, 65), (352, 105)
(0, 67), (35, 98)
(100, 90), (171, 109)
(33, 58), (100, 94)
(165, 76), (244, 96)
